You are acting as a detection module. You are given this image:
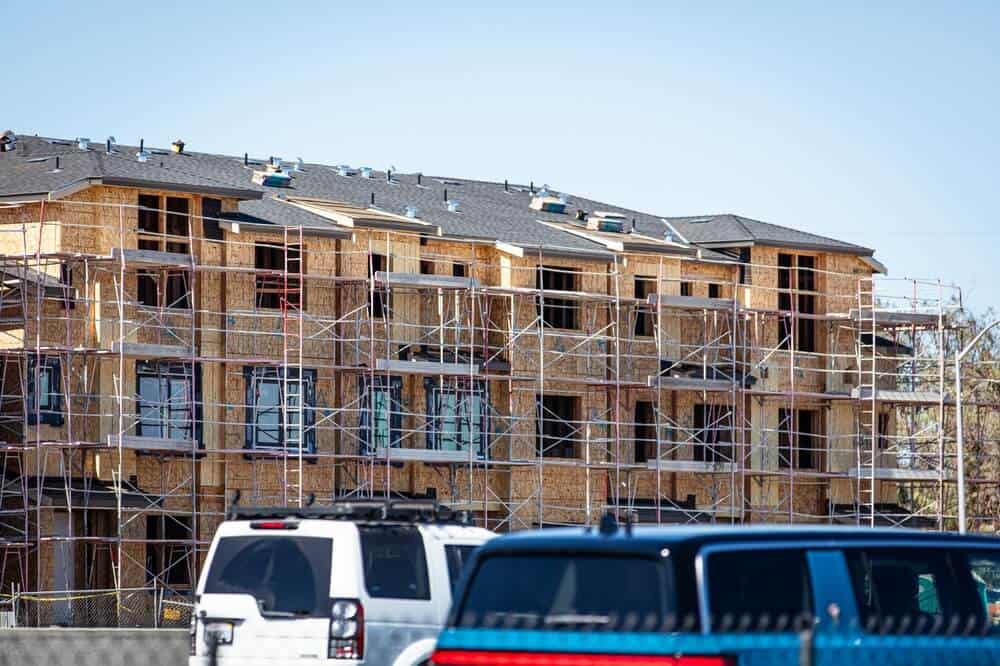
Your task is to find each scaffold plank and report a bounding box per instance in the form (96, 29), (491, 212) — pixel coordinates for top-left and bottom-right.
(375, 358), (480, 376)
(374, 271), (481, 290)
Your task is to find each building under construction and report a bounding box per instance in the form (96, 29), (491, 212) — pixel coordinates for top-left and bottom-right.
(0, 132), (982, 622)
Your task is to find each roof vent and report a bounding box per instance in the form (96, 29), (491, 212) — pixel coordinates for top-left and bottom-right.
(404, 205), (419, 218)
(136, 150), (150, 163)
(586, 211), (628, 233)
(336, 164), (352, 177)
(530, 192), (567, 214)
(252, 162), (292, 188)
(360, 166), (373, 179)
(0, 130), (15, 153)
(105, 136), (116, 154)
(446, 200), (460, 213)
(171, 139), (185, 154)
(294, 157), (305, 172)
(76, 137), (90, 150)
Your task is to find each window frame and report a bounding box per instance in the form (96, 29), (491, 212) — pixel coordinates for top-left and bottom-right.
(369, 253), (392, 319)
(424, 377), (489, 458)
(26, 354), (64, 426)
(359, 374), (404, 454)
(145, 514), (193, 591)
(243, 366), (317, 453)
(536, 265), (580, 330)
(778, 408), (820, 470)
(633, 276), (656, 337)
(135, 361), (202, 445)
(202, 197), (224, 241)
(633, 400), (656, 463)
(255, 242), (304, 310)
(536, 393), (580, 459)
(692, 403), (733, 463)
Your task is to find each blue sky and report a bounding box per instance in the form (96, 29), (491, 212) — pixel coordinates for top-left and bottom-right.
(5, 1), (998, 311)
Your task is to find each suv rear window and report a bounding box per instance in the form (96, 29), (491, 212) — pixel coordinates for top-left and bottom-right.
(204, 536), (332, 617)
(457, 554), (673, 629)
(707, 549), (813, 631)
(359, 526), (430, 600)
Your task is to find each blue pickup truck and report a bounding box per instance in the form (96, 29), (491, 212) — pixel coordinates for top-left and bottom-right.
(432, 523), (1000, 665)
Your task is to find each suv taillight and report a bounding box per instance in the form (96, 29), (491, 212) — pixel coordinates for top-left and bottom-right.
(329, 598), (364, 660)
(189, 615), (197, 656)
(430, 650), (735, 666)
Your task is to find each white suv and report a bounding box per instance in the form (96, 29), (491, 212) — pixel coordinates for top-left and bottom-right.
(189, 501), (494, 666)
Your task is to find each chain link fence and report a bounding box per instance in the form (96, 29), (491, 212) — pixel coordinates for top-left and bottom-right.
(0, 611), (999, 665)
(0, 588), (192, 629)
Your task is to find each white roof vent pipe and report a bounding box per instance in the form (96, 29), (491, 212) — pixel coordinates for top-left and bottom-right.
(294, 157), (305, 172)
(404, 205), (419, 218)
(360, 166), (373, 179)
(336, 164), (351, 176)
(76, 137), (90, 150)
(446, 200), (460, 213)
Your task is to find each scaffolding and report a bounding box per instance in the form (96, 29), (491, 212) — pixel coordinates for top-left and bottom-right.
(0, 194), (991, 622)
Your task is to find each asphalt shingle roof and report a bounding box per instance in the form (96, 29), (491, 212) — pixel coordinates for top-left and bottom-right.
(0, 134), (874, 259)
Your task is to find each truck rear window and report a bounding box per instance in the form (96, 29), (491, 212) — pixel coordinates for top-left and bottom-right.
(845, 548), (1000, 634)
(457, 554), (673, 629)
(204, 536), (332, 617)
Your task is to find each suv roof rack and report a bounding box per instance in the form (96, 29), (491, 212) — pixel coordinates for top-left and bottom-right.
(226, 499), (473, 526)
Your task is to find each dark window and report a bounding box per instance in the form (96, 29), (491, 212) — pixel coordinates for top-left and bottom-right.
(59, 263), (75, 310)
(693, 404), (733, 463)
(634, 277), (656, 337)
(777, 254), (793, 350)
(204, 536), (332, 617)
(680, 281), (692, 297)
(420, 260), (435, 275)
(146, 515), (192, 589)
(778, 408), (818, 469)
(255, 243), (303, 309)
(425, 378), (488, 457)
(137, 270), (158, 307)
(797, 256), (816, 352)
(536, 394), (579, 458)
(26, 355), (63, 426)
(202, 197), (224, 241)
(777, 254), (816, 352)
(369, 253), (391, 318)
(136, 361), (201, 444)
(165, 271), (191, 309)
(359, 375), (403, 453)
(445, 544), (477, 595)
(452, 262), (468, 278)
(458, 554), (674, 628)
(138, 194), (161, 251)
(738, 248), (751, 285)
(537, 266), (579, 330)
(877, 412), (891, 450)
(165, 197), (190, 254)
(708, 283), (721, 299)
(634, 401), (656, 463)
(359, 526), (430, 600)
(244, 367), (317, 452)
(707, 549), (813, 631)
(844, 548), (991, 632)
